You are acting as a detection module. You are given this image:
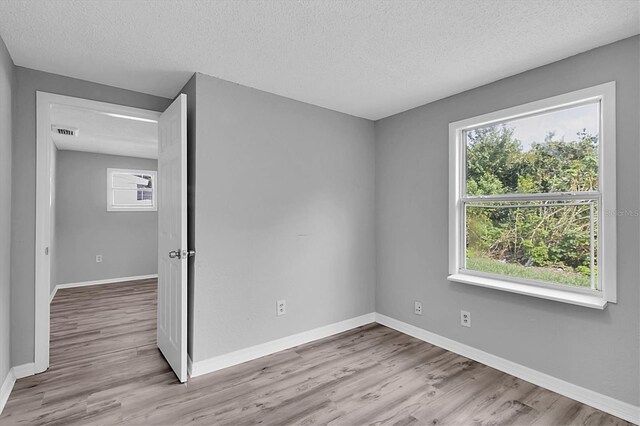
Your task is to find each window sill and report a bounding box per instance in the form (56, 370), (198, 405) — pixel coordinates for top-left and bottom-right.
(447, 273), (607, 310)
(107, 207), (157, 212)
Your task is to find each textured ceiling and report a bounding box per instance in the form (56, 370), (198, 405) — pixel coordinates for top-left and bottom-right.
(0, 0), (638, 120)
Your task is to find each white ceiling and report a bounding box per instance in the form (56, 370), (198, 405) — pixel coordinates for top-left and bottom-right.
(0, 0), (638, 120)
(51, 105), (158, 159)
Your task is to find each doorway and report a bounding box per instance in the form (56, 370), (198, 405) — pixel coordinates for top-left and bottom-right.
(35, 92), (188, 382)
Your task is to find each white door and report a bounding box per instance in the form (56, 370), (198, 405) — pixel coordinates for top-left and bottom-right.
(157, 94), (188, 382)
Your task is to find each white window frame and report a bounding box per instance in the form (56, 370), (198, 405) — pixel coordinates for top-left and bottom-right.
(448, 82), (616, 309)
(107, 168), (157, 212)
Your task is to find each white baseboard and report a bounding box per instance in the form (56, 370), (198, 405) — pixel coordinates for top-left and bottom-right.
(190, 313), (376, 377)
(25, 295), (639, 423)
(50, 274), (158, 303)
(12, 363), (35, 379)
(0, 362), (35, 415)
(49, 286), (58, 303)
(374, 313), (640, 425)
(0, 368), (16, 415)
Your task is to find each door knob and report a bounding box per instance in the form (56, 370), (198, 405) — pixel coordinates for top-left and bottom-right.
(169, 250), (181, 259)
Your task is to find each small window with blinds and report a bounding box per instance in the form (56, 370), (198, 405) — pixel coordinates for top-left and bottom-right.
(107, 168), (157, 212)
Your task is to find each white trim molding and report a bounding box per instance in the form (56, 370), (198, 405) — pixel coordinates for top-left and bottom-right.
(49, 286), (58, 304)
(0, 368), (16, 415)
(447, 274), (607, 310)
(189, 312), (637, 422)
(12, 363), (35, 380)
(50, 274), (158, 303)
(36, 91), (162, 374)
(190, 313), (376, 377)
(374, 313), (639, 425)
(0, 363), (36, 415)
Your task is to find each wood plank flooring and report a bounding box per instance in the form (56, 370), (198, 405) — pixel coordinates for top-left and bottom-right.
(0, 279), (630, 425)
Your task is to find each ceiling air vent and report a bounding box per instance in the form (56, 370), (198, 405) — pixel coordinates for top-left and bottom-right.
(51, 125), (78, 137)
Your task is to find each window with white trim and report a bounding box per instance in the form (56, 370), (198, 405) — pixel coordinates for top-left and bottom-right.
(448, 82), (616, 309)
(107, 168), (157, 212)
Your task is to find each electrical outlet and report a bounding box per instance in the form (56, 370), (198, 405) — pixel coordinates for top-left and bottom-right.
(276, 300), (286, 316)
(460, 310), (471, 327)
(96, 255), (103, 263)
(414, 301), (423, 315)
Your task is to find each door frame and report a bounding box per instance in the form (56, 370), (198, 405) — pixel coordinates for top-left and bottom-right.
(35, 92), (162, 373)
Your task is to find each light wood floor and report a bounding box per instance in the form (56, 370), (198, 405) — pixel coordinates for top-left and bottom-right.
(0, 279), (630, 425)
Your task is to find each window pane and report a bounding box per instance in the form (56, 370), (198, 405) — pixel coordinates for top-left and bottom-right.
(137, 190), (153, 201)
(134, 174), (153, 189)
(465, 200), (597, 289)
(112, 172), (153, 189)
(113, 189), (153, 206)
(465, 102), (599, 196)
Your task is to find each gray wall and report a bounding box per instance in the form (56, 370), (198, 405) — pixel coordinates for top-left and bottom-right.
(375, 36), (640, 405)
(54, 151), (158, 289)
(0, 34), (14, 385)
(11, 67), (170, 366)
(190, 74), (376, 362)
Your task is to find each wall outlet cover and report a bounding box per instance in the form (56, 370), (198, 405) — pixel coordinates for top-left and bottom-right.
(414, 301), (423, 315)
(277, 299), (286, 316)
(461, 310), (471, 327)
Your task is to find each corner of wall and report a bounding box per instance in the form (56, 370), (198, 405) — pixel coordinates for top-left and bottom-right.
(0, 30), (15, 414)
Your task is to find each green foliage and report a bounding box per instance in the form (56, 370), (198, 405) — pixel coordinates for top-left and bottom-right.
(466, 126), (520, 195)
(466, 257), (590, 288)
(575, 265), (592, 278)
(465, 126), (598, 286)
(528, 241), (550, 267)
